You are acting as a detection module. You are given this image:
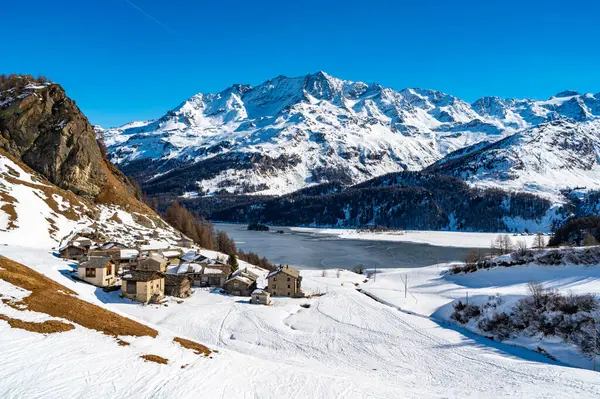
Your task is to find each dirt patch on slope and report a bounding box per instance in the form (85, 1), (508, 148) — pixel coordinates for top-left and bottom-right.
(173, 337), (212, 356)
(0, 314), (75, 334)
(0, 256), (157, 338)
(140, 354), (168, 364)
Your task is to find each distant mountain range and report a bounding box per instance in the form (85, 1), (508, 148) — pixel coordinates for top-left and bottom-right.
(100, 72), (600, 201)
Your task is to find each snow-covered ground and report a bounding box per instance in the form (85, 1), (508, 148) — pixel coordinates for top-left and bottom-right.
(361, 259), (600, 370)
(2, 247), (600, 398)
(291, 227), (542, 248)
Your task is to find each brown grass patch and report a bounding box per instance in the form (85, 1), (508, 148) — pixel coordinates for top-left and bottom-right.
(0, 256), (157, 338)
(0, 314), (75, 334)
(108, 212), (122, 224)
(173, 337), (211, 356)
(140, 354), (168, 364)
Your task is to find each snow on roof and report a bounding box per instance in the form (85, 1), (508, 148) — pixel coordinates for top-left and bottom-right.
(224, 275), (253, 286)
(120, 249), (139, 260)
(176, 262), (203, 274)
(161, 250), (182, 258)
(180, 251), (207, 263)
(202, 267), (224, 275)
(140, 241), (170, 251)
(252, 289), (268, 295)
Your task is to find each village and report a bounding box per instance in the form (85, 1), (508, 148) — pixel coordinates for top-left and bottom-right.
(59, 230), (303, 307)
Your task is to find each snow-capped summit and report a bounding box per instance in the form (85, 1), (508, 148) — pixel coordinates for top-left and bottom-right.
(428, 119), (600, 201)
(101, 72), (600, 197)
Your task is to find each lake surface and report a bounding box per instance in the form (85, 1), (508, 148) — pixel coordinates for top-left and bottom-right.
(215, 223), (474, 270)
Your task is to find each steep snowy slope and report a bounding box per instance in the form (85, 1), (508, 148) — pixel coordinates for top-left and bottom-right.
(101, 72), (600, 196)
(428, 120), (600, 201)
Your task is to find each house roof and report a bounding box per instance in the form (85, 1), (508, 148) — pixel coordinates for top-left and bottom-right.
(122, 270), (163, 282)
(175, 262), (203, 274)
(101, 242), (126, 250)
(224, 275), (254, 286)
(180, 251), (207, 263)
(80, 256), (112, 269)
(120, 249), (139, 260)
(160, 249), (182, 258)
(164, 274), (192, 285)
(266, 265), (300, 280)
(202, 267), (224, 275)
(59, 242), (85, 251)
(252, 289), (269, 296)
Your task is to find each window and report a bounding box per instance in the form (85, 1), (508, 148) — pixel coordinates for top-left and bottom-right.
(287, 292), (290, 296)
(287, 277), (290, 282)
(288, 285), (290, 289)
(106, 264), (112, 275)
(86, 268), (96, 278)
(273, 285), (276, 289)
(273, 277), (277, 282)
(126, 281), (137, 294)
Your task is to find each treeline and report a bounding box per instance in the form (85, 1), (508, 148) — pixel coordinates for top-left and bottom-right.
(549, 215), (600, 247)
(203, 171), (552, 232)
(162, 201), (276, 271)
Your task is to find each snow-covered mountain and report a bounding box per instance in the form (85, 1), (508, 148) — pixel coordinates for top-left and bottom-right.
(428, 119), (600, 201)
(101, 71), (600, 196)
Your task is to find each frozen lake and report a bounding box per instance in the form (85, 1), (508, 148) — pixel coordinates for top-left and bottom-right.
(214, 223), (476, 269)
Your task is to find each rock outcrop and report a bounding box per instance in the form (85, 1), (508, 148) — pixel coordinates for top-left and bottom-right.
(0, 74), (145, 211)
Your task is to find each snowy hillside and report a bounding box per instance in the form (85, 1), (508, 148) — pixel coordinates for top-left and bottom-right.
(429, 120), (600, 201)
(101, 72), (600, 196)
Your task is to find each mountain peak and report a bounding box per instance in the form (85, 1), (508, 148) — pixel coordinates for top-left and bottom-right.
(554, 90), (580, 98)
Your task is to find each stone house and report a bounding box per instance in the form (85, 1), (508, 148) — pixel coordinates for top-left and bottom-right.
(174, 261), (231, 287)
(59, 244), (87, 260)
(164, 274), (192, 298)
(223, 274), (257, 296)
(122, 271), (164, 303)
(138, 253), (168, 272)
(77, 256), (116, 287)
(266, 265), (302, 297)
(251, 289), (271, 305)
(180, 250), (207, 264)
(159, 249), (183, 265)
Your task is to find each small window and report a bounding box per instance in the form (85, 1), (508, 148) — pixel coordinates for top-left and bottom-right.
(273, 285), (276, 289)
(273, 277), (277, 282)
(288, 285), (290, 289)
(287, 277), (290, 281)
(86, 268), (96, 278)
(106, 264), (112, 275)
(287, 292), (290, 296)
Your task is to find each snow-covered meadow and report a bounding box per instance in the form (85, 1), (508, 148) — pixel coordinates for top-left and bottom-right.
(2, 246), (600, 398)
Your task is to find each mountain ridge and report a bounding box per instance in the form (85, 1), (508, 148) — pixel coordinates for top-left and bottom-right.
(101, 71), (600, 198)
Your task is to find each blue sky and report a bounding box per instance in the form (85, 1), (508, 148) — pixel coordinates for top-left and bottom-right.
(3, 0), (599, 127)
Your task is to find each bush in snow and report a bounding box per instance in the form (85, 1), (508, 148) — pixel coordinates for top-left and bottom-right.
(478, 312), (514, 340)
(451, 300), (481, 324)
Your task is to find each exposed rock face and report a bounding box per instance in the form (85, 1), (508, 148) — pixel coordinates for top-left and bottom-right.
(0, 75), (141, 206)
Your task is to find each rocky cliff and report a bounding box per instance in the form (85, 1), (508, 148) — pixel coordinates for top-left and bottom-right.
(0, 74), (146, 211)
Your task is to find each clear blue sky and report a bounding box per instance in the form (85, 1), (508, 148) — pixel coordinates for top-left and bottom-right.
(3, 0), (599, 127)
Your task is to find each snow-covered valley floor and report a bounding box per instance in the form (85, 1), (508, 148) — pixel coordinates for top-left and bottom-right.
(290, 227), (544, 249)
(2, 247), (600, 398)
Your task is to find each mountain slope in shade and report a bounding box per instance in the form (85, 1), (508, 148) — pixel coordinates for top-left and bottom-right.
(427, 120), (600, 201)
(101, 71), (600, 196)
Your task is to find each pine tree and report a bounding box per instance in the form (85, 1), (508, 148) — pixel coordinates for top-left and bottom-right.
(228, 253), (239, 271)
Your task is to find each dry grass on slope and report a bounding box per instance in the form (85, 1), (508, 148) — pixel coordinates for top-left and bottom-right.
(0, 256), (157, 338)
(0, 314), (74, 334)
(173, 337), (212, 356)
(140, 354), (169, 365)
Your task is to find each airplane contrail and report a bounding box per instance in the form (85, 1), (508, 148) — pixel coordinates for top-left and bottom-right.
(123, 0), (181, 37)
